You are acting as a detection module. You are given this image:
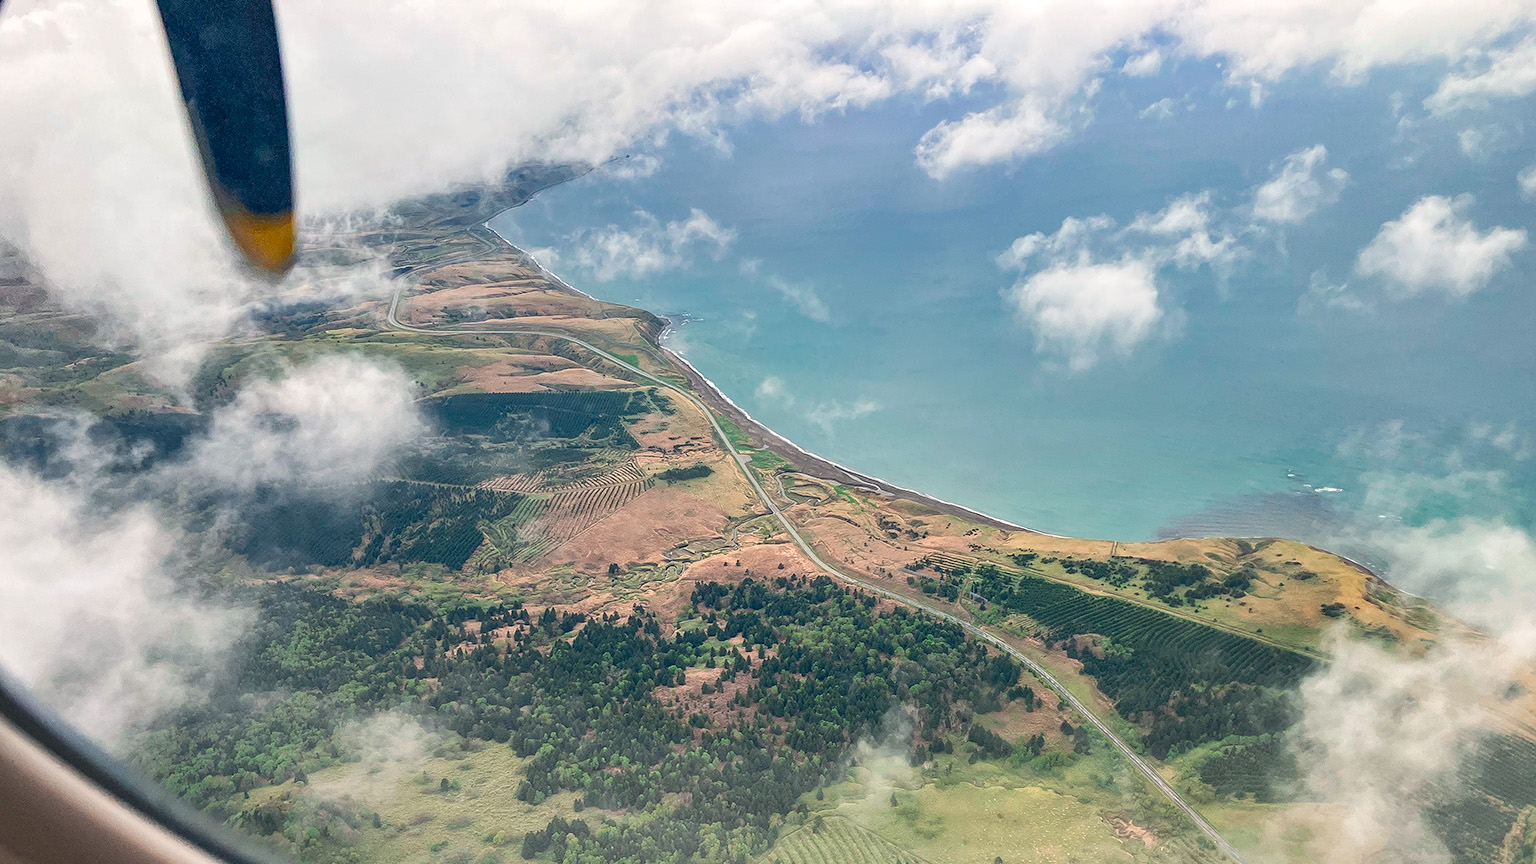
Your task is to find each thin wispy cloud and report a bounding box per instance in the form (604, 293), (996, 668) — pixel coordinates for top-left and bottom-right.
(1518, 164), (1536, 200)
(1425, 35), (1536, 115)
(1251, 145), (1350, 225)
(0, 354), (426, 747)
(1297, 270), (1373, 315)
(570, 208), (735, 282)
(1138, 97), (1179, 120)
(764, 275), (831, 323)
(756, 375), (878, 433)
(740, 259), (831, 322)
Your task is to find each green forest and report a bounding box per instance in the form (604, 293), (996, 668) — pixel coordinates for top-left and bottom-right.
(135, 576), (1060, 864)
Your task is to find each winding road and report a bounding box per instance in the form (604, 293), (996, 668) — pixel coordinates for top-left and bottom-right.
(386, 283), (1249, 863)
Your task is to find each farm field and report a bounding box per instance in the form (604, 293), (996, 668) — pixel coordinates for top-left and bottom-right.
(510, 475), (652, 563)
(761, 818), (928, 864)
(1197, 801), (1359, 864)
(833, 780), (1138, 864)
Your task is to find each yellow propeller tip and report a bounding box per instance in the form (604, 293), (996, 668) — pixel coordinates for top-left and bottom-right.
(223, 207), (295, 274)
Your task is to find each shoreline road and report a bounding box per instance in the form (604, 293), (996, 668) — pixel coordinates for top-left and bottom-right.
(387, 283), (1250, 864)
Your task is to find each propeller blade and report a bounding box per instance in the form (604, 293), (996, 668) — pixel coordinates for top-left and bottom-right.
(154, 0), (295, 275)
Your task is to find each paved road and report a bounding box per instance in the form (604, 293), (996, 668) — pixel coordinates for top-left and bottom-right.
(387, 284), (1249, 863)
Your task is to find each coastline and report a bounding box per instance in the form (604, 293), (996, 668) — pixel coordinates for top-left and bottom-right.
(479, 189), (1387, 567)
(488, 205), (1068, 538)
(486, 220), (597, 303)
(651, 321), (1069, 538)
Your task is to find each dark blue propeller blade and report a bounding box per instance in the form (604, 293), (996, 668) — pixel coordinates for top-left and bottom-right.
(155, 0), (296, 274)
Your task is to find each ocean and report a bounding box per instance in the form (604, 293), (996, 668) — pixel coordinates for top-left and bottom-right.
(491, 63), (1536, 562)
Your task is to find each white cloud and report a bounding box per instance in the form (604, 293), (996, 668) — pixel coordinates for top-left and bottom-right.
(0, 352), (433, 747)
(0, 0), (1533, 377)
(1173, 3), (1536, 85)
(319, 711), (443, 810)
(1122, 48), (1165, 77)
(914, 98), (1072, 179)
(756, 375), (792, 404)
(1355, 195), (1528, 298)
(1457, 127), (1487, 159)
(996, 215), (1116, 270)
(1298, 270), (1373, 314)
(604, 153), (663, 180)
(1519, 163), (1536, 199)
(1251, 144), (1350, 224)
(1468, 420), (1529, 459)
(879, 34), (996, 101)
(1358, 518), (1536, 626)
(1003, 193), (1241, 275)
(184, 354), (426, 493)
(0, 461), (243, 747)
(1139, 97), (1176, 120)
(1003, 259), (1163, 371)
(1455, 124), (1515, 161)
(1287, 431), (1536, 861)
(805, 398), (880, 433)
(1425, 35), (1536, 114)
(570, 208), (735, 282)
(753, 374), (876, 432)
(1294, 626), (1534, 863)
(1126, 191), (1240, 270)
(997, 193), (1243, 369)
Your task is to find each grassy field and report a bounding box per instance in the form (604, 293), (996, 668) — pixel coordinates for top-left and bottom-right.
(1199, 801), (1361, 864)
(837, 780), (1136, 864)
(279, 739), (591, 864)
(761, 817), (929, 864)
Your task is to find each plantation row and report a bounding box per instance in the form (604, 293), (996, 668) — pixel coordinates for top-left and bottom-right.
(1194, 735), (1296, 802)
(764, 818), (926, 864)
(1, 412), (208, 476)
(560, 458), (646, 488)
(922, 554), (1311, 690)
(427, 390), (662, 447)
(473, 495), (553, 568)
(480, 471), (549, 493)
(915, 554), (1312, 758)
(511, 478), (652, 563)
(235, 481), (530, 571)
(480, 458), (646, 495)
(924, 550), (1247, 607)
(1425, 733), (1536, 864)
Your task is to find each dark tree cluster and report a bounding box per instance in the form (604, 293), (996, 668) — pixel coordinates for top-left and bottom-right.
(136, 576), (1028, 864)
(1056, 557), (1139, 588)
(967, 564), (1312, 759)
(657, 463), (713, 482)
(234, 481), (528, 571)
(1196, 735), (1297, 802)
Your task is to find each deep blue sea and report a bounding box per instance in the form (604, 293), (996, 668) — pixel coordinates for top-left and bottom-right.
(493, 63), (1536, 556)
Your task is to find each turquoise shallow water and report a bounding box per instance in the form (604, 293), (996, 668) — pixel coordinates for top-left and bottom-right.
(493, 64), (1536, 546)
